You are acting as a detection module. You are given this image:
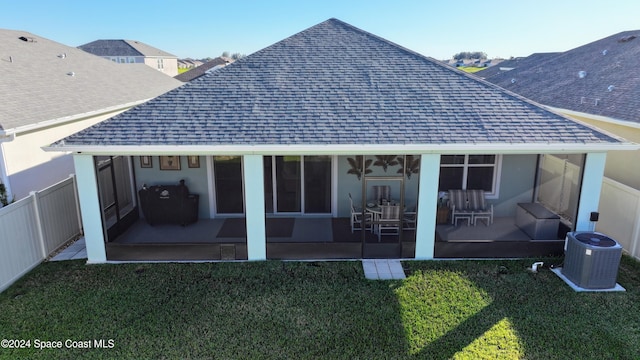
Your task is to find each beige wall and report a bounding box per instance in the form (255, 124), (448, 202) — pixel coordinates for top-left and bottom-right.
(143, 57), (178, 77)
(563, 113), (640, 190)
(2, 110), (127, 199)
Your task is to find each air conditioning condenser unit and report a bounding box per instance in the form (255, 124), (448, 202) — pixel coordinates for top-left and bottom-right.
(562, 232), (622, 289)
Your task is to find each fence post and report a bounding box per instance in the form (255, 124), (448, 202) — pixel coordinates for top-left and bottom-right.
(70, 174), (84, 235)
(29, 190), (47, 259)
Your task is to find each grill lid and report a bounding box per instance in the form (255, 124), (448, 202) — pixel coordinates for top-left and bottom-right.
(575, 232), (617, 247)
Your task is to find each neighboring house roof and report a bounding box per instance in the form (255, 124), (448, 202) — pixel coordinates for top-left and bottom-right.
(178, 58), (204, 68)
(49, 19), (628, 152)
(0, 30), (182, 132)
(175, 57), (233, 82)
(474, 53), (560, 80)
(78, 39), (176, 58)
(481, 30), (640, 124)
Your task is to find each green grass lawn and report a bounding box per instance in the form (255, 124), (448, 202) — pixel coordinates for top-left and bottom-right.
(1, 257), (639, 359)
(457, 66), (486, 73)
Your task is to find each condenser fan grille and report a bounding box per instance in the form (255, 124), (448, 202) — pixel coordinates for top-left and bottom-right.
(575, 233), (617, 247)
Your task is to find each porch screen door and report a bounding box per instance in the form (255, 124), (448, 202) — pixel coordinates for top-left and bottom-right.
(96, 156), (136, 241)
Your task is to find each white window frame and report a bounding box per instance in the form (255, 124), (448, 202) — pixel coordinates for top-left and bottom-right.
(440, 154), (502, 198)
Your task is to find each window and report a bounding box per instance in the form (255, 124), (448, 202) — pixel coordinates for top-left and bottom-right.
(438, 155), (501, 196)
(157, 58), (164, 69)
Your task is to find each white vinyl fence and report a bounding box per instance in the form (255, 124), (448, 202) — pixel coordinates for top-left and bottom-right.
(0, 175), (82, 292)
(598, 177), (640, 260)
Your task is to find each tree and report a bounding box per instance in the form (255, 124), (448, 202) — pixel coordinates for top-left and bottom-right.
(452, 51), (488, 60)
(221, 51), (245, 60)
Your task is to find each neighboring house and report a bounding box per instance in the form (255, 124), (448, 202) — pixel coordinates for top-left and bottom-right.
(479, 58), (504, 68)
(0, 29), (182, 202)
(446, 58), (502, 68)
(480, 30), (640, 257)
(45, 19), (637, 263)
(474, 52), (560, 80)
(178, 58), (203, 69)
(175, 56), (233, 82)
(78, 39), (179, 77)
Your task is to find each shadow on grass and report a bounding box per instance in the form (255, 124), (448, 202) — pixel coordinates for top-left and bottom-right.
(2, 257), (640, 358)
(400, 257), (640, 359)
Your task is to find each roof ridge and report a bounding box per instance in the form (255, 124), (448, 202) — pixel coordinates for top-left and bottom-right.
(122, 40), (145, 56)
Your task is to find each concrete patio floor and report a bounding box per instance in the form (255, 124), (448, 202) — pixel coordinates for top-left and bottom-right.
(50, 237), (87, 261)
(47, 236), (406, 281)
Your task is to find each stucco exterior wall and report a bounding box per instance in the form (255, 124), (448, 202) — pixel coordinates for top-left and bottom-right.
(563, 113), (640, 190)
(336, 154), (538, 218)
(143, 57), (178, 77)
(336, 155), (420, 217)
(2, 111), (127, 200)
(133, 156), (210, 218)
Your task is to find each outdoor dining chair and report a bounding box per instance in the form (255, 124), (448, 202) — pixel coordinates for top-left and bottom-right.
(378, 204), (401, 241)
(371, 185), (391, 205)
(349, 193), (372, 233)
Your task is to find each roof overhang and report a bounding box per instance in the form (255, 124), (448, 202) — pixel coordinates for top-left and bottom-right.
(546, 106), (640, 130)
(42, 142), (640, 156)
(0, 99), (151, 137)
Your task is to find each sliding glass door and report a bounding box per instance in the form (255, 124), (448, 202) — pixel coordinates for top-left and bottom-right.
(264, 156), (332, 214)
(214, 156), (244, 214)
(276, 156), (302, 212)
(304, 156), (331, 213)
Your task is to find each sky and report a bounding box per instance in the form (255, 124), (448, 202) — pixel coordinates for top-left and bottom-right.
(2, 0), (639, 60)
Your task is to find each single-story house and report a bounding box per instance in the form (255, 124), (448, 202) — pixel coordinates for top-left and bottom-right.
(45, 19), (638, 263)
(0, 29), (181, 202)
(479, 30), (640, 258)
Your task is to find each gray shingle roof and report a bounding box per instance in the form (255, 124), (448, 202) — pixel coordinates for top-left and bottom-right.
(482, 31), (640, 123)
(474, 52), (560, 80)
(78, 39), (176, 58)
(55, 19), (623, 148)
(174, 57), (233, 82)
(0, 29), (182, 131)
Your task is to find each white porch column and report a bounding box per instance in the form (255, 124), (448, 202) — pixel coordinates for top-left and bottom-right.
(576, 152), (607, 231)
(73, 155), (106, 263)
(415, 154), (440, 259)
(242, 155), (266, 260)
